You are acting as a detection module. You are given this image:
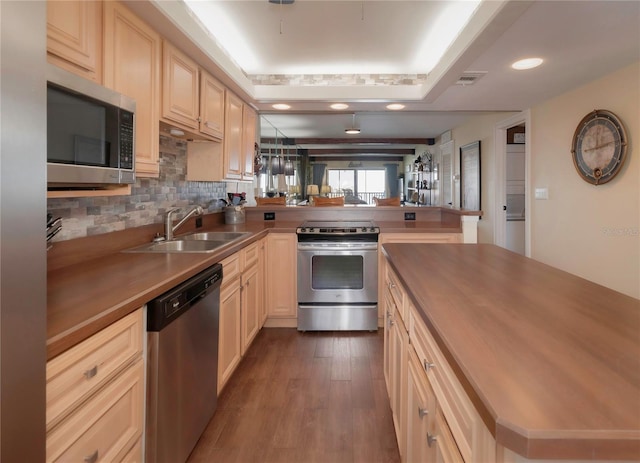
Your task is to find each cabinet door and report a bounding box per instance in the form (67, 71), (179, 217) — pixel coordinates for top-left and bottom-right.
(242, 106), (257, 180)
(218, 278), (242, 392)
(162, 40), (199, 131)
(258, 239), (268, 325)
(241, 263), (260, 355)
(104, 1), (161, 177)
(407, 349), (437, 463)
(265, 234), (297, 318)
(223, 92), (244, 179)
(390, 314), (408, 459)
(47, 0), (102, 83)
(383, 293), (394, 394)
(200, 71), (225, 140)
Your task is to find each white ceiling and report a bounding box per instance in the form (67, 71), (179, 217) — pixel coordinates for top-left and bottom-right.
(136, 0), (640, 150)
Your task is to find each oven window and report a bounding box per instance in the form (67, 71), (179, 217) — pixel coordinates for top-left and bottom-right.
(311, 255), (363, 290)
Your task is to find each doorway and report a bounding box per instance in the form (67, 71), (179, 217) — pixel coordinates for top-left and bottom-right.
(494, 111), (531, 256)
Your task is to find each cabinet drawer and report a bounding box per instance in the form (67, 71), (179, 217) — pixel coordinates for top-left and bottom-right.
(242, 241), (260, 268)
(410, 304), (478, 463)
(47, 359), (144, 463)
(386, 265), (406, 323)
(46, 309), (143, 430)
(221, 252), (241, 283)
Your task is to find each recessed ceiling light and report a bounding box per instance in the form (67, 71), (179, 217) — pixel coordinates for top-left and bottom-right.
(386, 103), (405, 110)
(511, 58), (543, 70)
(345, 128), (361, 135)
(272, 103), (291, 110)
(330, 103), (349, 110)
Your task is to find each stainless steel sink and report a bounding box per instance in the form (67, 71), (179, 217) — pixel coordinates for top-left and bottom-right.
(125, 240), (228, 253)
(123, 231), (251, 253)
(180, 232), (251, 241)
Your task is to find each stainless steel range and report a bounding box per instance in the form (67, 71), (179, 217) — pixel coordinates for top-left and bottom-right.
(296, 221), (380, 331)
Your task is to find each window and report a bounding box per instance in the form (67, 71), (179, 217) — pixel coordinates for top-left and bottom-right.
(327, 168), (386, 204)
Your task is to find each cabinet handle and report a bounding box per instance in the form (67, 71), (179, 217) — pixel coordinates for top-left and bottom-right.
(423, 360), (435, 372)
(84, 365), (98, 380)
(427, 433), (437, 447)
(418, 407), (429, 419)
(389, 319), (395, 326)
(84, 450), (99, 463)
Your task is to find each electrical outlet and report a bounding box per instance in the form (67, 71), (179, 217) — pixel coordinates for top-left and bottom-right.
(264, 212), (276, 221)
(404, 212), (416, 221)
(195, 217), (203, 228)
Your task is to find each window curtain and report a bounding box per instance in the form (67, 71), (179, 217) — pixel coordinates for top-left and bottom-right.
(384, 164), (399, 198)
(312, 163), (327, 189)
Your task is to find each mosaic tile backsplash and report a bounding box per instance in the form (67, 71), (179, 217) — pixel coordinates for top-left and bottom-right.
(47, 136), (227, 241)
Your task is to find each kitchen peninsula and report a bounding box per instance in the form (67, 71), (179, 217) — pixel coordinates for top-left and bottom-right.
(381, 243), (640, 461)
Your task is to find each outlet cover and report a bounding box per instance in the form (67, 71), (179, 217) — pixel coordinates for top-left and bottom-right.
(264, 212), (276, 221)
(404, 212), (416, 221)
(195, 217), (203, 228)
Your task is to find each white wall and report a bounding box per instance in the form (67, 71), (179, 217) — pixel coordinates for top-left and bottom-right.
(529, 62), (639, 298)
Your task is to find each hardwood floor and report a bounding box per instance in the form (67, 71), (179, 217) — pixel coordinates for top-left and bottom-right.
(188, 328), (401, 463)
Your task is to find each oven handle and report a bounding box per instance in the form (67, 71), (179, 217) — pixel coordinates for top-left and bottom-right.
(297, 242), (378, 251)
(298, 304), (378, 310)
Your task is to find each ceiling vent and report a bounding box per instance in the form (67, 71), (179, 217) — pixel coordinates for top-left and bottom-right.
(268, 0), (295, 4)
(455, 72), (487, 86)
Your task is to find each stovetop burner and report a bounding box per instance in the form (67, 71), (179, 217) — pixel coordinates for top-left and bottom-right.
(296, 221), (380, 235)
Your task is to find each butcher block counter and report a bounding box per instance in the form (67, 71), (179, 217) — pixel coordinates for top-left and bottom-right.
(382, 243), (640, 460)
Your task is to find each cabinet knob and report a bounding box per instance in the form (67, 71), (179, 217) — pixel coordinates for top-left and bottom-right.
(389, 319), (395, 326)
(84, 365), (98, 380)
(427, 433), (437, 447)
(84, 450), (99, 463)
(418, 407), (429, 419)
(423, 360), (435, 372)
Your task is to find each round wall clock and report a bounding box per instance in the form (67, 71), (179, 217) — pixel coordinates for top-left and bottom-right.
(571, 109), (628, 185)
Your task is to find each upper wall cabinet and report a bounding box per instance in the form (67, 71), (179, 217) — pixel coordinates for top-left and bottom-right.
(224, 92), (257, 181)
(200, 71), (225, 140)
(161, 40), (226, 142)
(162, 40), (200, 132)
(104, 1), (161, 177)
(47, 0), (103, 83)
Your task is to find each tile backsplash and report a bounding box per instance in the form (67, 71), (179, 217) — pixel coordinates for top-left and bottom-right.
(47, 136), (227, 241)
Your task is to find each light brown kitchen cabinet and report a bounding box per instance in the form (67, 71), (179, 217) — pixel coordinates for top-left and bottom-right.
(162, 40), (200, 131)
(242, 105), (257, 179)
(218, 241), (265, 391)
(218, 252), (243, 392)
(241, 240), (263, 355)
(265, 233), (297, 319)
(46, 308), (144, 463)
(200, 71), (226, 140)
(384, 264), (409, 460)
(407, 348), (437, 463)
(47, 0), (103, 83)
(104, 1), (161, 177)
(223, 91), (245, 180)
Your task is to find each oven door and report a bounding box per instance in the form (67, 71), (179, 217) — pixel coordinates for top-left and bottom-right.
(297, 241), (378, 304)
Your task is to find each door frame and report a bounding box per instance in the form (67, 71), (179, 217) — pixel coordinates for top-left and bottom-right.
(494, 110), (531, 256)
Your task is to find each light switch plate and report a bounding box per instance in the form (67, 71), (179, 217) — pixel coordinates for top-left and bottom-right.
(535, 188), (549, 200)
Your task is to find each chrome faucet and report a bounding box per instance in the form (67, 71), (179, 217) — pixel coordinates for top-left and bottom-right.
(164, 206), (204, 241)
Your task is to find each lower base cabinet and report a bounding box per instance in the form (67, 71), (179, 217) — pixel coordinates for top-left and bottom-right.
(46, 308), (144, 463)
(218, 239), (265, 393)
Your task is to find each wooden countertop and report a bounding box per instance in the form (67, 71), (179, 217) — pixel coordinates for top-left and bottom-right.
(382, 243), (640, 460)
(47, 220), (461, 360)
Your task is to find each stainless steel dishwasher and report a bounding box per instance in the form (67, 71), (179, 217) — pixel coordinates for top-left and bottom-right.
(146, 263), (222, 463)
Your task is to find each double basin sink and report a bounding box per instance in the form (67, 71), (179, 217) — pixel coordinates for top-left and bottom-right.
(124, 231), (251, 253)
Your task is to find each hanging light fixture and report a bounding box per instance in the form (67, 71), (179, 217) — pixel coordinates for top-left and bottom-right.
(270, 155), (284, 175)
(284, 144), (294, 175)
(345, 113), (361, 134)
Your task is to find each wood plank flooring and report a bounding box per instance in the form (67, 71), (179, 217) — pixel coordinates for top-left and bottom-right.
(188, 328), (401, 463)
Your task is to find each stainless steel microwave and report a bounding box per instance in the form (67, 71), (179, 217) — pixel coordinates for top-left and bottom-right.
(47, 65), (136, 186)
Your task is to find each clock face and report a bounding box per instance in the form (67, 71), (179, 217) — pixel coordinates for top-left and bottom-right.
(571, 110), (628, 185)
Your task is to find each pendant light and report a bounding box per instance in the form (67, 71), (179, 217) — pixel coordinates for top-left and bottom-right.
(345, 113), (361, 134)
(284, 145), (294, 175)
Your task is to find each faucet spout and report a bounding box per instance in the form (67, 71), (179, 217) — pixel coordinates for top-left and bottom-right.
(164, 206), (203, 241)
